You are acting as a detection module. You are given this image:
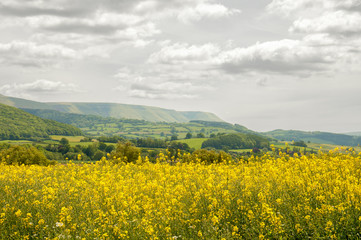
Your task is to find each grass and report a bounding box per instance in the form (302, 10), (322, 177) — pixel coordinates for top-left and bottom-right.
(0, 140), (33, 144)
(177, 138), (208, 149)
(229, 149), (253, 153)
(77, 121), (240, 139)
(50, 135), (85, 142)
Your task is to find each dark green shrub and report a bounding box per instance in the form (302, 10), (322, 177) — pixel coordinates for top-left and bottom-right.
(0, 145), (53, 166)
(110, 142), (140, 163)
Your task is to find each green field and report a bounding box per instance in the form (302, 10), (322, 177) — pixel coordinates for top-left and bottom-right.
(229, 149), (253, 153)
(50, 135), (85, 142)
(177, 138), (208, 149)
(0, 140), (33, 145)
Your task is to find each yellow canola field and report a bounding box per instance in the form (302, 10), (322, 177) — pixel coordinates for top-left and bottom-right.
(1, 150), (361, 239)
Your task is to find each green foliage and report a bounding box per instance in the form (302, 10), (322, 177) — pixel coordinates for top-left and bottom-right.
(201, 133), (269, 150)
(292, 140), (307, 147)
(97, 136), (125, 143)
(185, 132), (192, 139)
(21, 108), (252, 140)
(0, 145), (53, 166)
(93, 150), (105, 160)
(59, 138), (69, 146)
(0, 104), (82, 141)
(105, 145), (115, 153)
(168, 142), (191, 152)
(135, 137), (167, 148)
(111, 142), (140, 163)
(83, 144), (98, 158)
(80, 137), (92, 142)
(196, 133), (205, 138)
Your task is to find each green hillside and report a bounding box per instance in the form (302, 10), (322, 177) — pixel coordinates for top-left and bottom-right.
(21, 108), (253, 139)
(0, 94), (223, 123)
(264, 129), (361, 146)
(202, 133), (269, 150)
(344, 132), (361, 136)
(0, 104), (82, 140)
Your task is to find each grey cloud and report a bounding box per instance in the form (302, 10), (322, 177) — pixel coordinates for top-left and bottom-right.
(0, 79), (80, 98)
(149, 39), (341, 76)
(30, 22), (159, 48)
(0, 0), (239, 57)
(26, 12), (146, 35)
(0, 41), (79, 67)
(114, 66), (216, 99)
(1, 0), (238, 22)
(129, 81), (204, 99)
(0, 0), (137, 17)
(217, 39), (338, 75)
(268, 0), (361, 36)
(268, 0), (361, 15)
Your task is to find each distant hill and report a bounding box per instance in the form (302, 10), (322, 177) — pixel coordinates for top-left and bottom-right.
(344, 132), (361, 137)
(189, 120), (256, 134)
(264, 129), (361, 146)
(22, 108), (254, 138)
(0, 94), (223, 123)
(202, 133), (269, 150)
(0, 104), (82, 140)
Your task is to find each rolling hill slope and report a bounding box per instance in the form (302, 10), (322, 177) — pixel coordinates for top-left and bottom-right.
(0, 104), (82, 140)
(0, 94), (223, 123)
(21, 108), (254, 138)
(264, 129), (361, 146)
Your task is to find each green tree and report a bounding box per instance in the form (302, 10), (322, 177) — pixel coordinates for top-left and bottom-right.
(197, 133), (205, 138)
(59, 138), (69, 145)
(84, 144), (98, 158)
(0, 145), (53, 166)
(105, 145), (115, 153)
(58, 137), (70, 154)
(111, 142), (140, 163)
(98, 142), (107, 151)
(185, 132), (192, 139)
(93, 150), (105, 160)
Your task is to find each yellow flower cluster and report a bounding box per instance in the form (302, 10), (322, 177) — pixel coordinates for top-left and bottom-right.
(0, 149), (361, 239)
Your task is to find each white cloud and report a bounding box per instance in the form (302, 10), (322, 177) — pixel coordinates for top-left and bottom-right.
(0, 79), (79, 98)
(177, 3), (240, 23)
(267, 0), (361, 16)
(268, 0), (361, 36)
(291, 10), (361, 35)
(0, 41), (79, 67)
(146, 36), (358, 79)
(148, 42), (220, 64)
(263, 0), (361, 76)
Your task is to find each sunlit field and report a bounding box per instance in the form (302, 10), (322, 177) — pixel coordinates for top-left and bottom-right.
(1, 149), (361, 239)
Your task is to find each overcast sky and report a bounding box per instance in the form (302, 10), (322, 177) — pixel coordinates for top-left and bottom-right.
(0, 0), (360, 133)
